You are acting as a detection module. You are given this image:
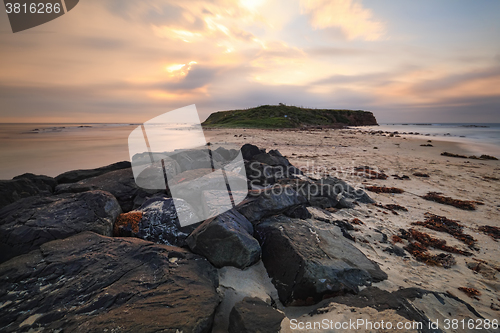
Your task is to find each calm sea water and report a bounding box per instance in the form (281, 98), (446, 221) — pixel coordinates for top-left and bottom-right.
(0, 123), (499, 180)
(356, 123), (500, 158)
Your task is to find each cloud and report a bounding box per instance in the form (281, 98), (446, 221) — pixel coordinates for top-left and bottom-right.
(300, 0), (385, 41)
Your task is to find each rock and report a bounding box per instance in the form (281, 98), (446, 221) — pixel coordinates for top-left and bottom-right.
(113, 197), (200, 247)
(383, 245), (407, 257)
(0, 232), (220, 333)
(254, 215), (387, 305)
(168, 169), (248, 220)
(0, 178), (45, 209)
(186, 209), (261, 269)
(56, 168), (162, 212)
(0, 190), (121, 264)
(12, 173), (57, 192)
(237, 186), (307, 223)
(228, 297), (284, 333)
(241, 143), (264, 161)
(328, 287), (488, 333)
(278, 176), (374, 209)
(55, 160), (131, 184)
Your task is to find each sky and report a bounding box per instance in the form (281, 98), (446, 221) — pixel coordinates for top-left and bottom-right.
(0, 0), (499, 123)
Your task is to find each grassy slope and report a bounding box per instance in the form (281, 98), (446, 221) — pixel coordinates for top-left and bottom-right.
(201, 105), (377, 128)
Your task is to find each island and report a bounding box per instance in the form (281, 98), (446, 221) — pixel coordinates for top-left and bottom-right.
(202, 104), (378, 128)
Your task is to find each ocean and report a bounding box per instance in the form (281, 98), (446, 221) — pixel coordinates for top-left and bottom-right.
(356, 123), (500, 158)
(0, 122), (499, 180)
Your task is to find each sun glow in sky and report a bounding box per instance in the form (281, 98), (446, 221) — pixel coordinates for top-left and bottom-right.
(0, 0), (499, 123)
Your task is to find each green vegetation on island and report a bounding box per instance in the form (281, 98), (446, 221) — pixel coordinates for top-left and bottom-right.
(201, 104), (378, 128)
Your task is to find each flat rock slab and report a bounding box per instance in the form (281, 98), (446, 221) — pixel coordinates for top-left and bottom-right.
(56, 168), (162, 212)
(255, 215), (387, 305)
(0, 190), (121, 263)
(0, 232), (220, 333)
(187, 209), (261, 269)
(228, 297), (285, 333)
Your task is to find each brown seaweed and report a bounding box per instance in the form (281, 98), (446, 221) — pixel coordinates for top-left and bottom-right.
(458, 287), (481, 300)
(421, 192), (483, 210)
(413, 172), (430, 177)
(354, 166), (388, 180)
(478, 225), (500, 240)
(366, 186), (404, 194)
(412, 213), (476, 247)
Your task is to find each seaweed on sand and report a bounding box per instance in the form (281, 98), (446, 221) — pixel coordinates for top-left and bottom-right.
(412, 213), (476, 247)
(458, 287), (481, 300)
(421, 192), (484, 210)
(478, 225), (500, 240)
(372, 203), (408, 215)
(354, 166), (388, 180)
(366, 186), (404, 194)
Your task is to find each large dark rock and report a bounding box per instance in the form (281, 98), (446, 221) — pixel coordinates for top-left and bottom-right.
(55, 160), (131, 184)
(114, 197), (200, 247)
(0, 232), (220, 333)
(186, 209), (261, 269)
(13, 173), (57, 192)
(228, 297), (284, 333)
(326, 287), (486, 333)
(0, 173), (58, 209)
(278, 176), (374, 209)
(237, 186), (307, 223)
(0, 178), (44, 209)
(55, 168), (163, 212)
(0, 190), (121, 263)
(255, 215), (387, 305)
(241, 144), (264, 161)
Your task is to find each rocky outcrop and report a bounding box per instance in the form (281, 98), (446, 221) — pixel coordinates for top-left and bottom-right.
(0, 190), (121, 263)
(278, 176), (374, 209)
(55, 168), (162, 212)
(0, 232), (220, 333)
(228, 297), (284, 333)
(255, 215), (387, 305)
(186, 209), (261, 269)
(13, 173), (57, 192)
(325, 287), (487, 333)
(237, 186), (308, 223)
(0, 173), (57, 209)
(55, 160), (131, 184)
(113, 197), (200, 247)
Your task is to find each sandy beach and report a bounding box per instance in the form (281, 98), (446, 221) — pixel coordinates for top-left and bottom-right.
(204, 127), (500, 330)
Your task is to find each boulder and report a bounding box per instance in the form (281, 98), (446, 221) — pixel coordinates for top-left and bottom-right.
(55, 160), (131, 184)
(0, 178), (45, 209)
(0, 190), (121, 264)
(113, 197), (200, 247)
(237, 186), (307, 223)
(254, 215), (387, 305)
(0, 232), (220, 333)
(56, 168), (163, 212)
(13, 173), (57, 192)
(241, 143), (264, 161)
(228, 297), (285, 333)
(186, 209), (261, 269)
(327, 287), (488, 333)
(245, 161), (301, 187)
(278, 176), (374, 209)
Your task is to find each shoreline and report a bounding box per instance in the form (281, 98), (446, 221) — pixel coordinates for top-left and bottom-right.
(205, 127), (500, 324)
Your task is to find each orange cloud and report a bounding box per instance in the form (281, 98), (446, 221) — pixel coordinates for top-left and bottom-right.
(301, 0), (385, 41)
